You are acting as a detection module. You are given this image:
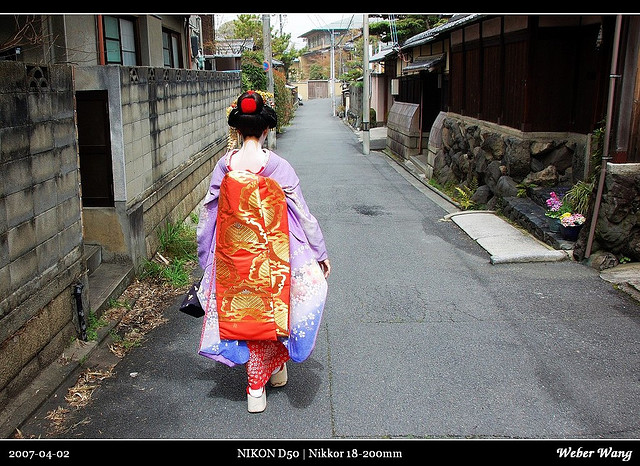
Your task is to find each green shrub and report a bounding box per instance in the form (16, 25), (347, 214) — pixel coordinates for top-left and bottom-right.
(140, 220), (198, 288)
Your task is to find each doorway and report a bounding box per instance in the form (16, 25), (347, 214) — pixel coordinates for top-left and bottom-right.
(76, 90), (114, 207)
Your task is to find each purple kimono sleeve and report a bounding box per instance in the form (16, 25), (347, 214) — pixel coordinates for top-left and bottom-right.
(267, 156), (328, 262)
(196, 160), (226, 271)
(284, 186), (328, 262)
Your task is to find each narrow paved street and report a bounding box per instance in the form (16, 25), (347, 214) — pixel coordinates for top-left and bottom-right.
(13, 98), (640, 460)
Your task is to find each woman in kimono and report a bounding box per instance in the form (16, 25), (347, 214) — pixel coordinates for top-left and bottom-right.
(196, 90), (330, 413)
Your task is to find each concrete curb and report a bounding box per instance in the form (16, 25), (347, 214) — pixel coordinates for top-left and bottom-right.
(599, 263), (640, 302)
(447, 211), (570, 264)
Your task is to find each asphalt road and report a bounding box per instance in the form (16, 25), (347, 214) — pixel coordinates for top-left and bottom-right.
(11, 98), (640, 462)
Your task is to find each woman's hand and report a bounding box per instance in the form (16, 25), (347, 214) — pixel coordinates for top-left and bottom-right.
(318, 259), (331, 279)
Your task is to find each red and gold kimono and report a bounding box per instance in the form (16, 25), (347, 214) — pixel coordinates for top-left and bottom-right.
(215, 171), (291, 341)
(196, 151), (328, 390)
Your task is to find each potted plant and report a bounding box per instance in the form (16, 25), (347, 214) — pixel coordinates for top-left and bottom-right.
(559, 212), (586, 241)
(564, 180), (593, 217)
(544, 192), (569, 232)
(555, 181), (591, 241)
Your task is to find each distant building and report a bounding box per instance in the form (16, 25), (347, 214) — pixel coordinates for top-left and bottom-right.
(295, 15), (362, 83)
(203, 38), (255, 71)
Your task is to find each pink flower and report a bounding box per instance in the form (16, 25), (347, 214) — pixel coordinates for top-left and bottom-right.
(560, 213), (586, 227)
(546, 192), (563, 212)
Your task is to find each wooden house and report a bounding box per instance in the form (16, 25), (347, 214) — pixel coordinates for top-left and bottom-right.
(378, 14), (640, 261)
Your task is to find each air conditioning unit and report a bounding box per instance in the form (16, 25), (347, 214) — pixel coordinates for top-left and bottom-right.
(391, 78), (399, 95)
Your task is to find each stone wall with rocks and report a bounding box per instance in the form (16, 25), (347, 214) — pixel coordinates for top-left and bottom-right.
(430, 114), (589, 207)
(430, 113), (640, 263)
(574, 163), (640, 263)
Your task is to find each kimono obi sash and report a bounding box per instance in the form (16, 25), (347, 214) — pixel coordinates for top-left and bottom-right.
(215, 170), (291, 341)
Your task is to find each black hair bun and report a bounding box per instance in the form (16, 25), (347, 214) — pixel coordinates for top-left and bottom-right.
(228, 90), (277, 130)
(262, 105), (277, 129)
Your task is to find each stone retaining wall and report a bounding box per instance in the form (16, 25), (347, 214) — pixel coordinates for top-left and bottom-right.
(574, 163), (640, 262)
(429, 113), (640, 262)
(430, 114), (589, 203)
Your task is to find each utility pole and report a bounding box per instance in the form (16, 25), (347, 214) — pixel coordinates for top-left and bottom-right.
(262, 14), (275, 150)
(585, 14), (621, 259)
(362, 14), (370, 155)
(330, 28), (335, 117)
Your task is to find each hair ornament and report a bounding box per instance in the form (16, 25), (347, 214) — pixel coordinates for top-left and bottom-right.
(240, 96), (257, 114)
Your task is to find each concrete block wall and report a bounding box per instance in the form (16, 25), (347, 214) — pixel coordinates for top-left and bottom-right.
(0, 59), (241, 425)
(0, 62), (86, 409)
(121, 67), (239, 206)
(119, 67), (241, 263)
(74, 65), (240, 268)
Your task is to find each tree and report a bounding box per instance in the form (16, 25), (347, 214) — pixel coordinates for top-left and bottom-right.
(339, 36), (364, 83)
(308, 64), (327, 80)
(369, 14), (449, 45)
(0, 15), (53, 59)
(216, 20), (235, 40)
(272, 31), (299, 80)
(240, 50), (266, 91)
(271, 31), (291, 57)
(278, 47), (299, 80)
(233, 14), (263, 49)
(273, 69), (292, 132)
(227, 15), (300, 81)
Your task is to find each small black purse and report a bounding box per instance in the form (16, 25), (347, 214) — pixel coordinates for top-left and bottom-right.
(179, 281), (205, 318)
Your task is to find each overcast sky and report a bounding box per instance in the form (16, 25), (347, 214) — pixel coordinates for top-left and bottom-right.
(215, 13), (361, 48)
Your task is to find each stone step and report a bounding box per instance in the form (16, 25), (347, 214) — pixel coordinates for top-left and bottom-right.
(85, 243), (102, 276)
(527, 185), (572, 210)
(87, 262), (135, 315)
(501, 196), (576, 250)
